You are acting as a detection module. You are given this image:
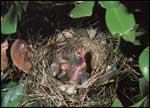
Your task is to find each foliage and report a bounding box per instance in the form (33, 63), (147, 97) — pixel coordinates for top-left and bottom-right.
(1, 4), (17, 34)
(69, 1), (144, 44)
(139, 47), (149, 82)
(100, 2), (136, 41)
(130, 96), (149, 107)
(139, 78), (149, 97)
(1, 1), (28, 34)
(70, 1), (94, 18)
(1, 82), (25, 107)
(100, 1), (120, 9)
(111, 99), (123, 107)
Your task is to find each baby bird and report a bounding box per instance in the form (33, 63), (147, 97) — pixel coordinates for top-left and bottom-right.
(68, 48), (89, 84)
(49, 57), (71, 78)
(68, 61), (87, 84)
(49, 62), (61, 77)
(57, 59), (72, 80)
(78, 72), (90, 84)
(49, 48), (90, 85)
(69, 48), (85, 66)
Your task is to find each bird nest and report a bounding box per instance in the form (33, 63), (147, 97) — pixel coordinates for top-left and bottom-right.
(24, 28), (126, 107)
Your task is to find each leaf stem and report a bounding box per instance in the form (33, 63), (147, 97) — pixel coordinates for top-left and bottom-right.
(114, 37), (121, 54)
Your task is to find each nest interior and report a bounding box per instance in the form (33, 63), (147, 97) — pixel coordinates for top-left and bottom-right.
(24, 28), (124, 107)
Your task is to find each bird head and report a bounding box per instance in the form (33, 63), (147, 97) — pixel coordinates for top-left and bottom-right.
(69, 48), (86, 66)
(78, 72), (90, 84)
(49, 62), (61, 77)
(76, 47), (85, 58)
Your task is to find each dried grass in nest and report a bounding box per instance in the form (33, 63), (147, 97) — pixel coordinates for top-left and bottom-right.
(24, 28), (126, 107)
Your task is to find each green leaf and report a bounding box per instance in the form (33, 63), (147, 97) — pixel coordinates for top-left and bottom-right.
(132, 94), (143, 102)
(139, 77), (149, 97)
(2, 88), (15, 107)
(130, 96), (147, 107)
(135, 31), (144, 37)
(99, 1), (120, 9)
(70, 1), (94, 18)
(123, 24), (144, 43)
(131, 95), (149, 107)
(139, 47), (149, 82)
(133, 39), (141, 45)
(6, 82), (17, 88)
(123, 30), (135, 42)
(112, 99), (123, 107)
(1, 82), (25, 107)
(1, 5), (18, 34)
(142, 96), (149, 107)
(105, 4), (136, 37)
